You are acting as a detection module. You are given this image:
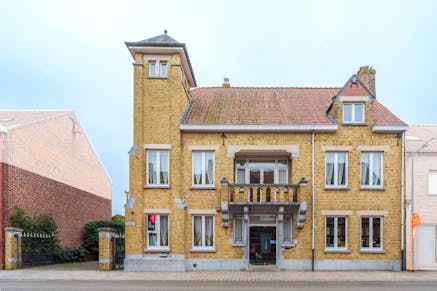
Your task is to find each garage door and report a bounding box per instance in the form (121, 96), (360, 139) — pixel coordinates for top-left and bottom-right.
(417, 225), (437, 268)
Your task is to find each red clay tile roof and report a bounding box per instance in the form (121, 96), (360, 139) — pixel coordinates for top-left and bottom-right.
(185, 87), (406, 127)
(186, 87), (339, 125)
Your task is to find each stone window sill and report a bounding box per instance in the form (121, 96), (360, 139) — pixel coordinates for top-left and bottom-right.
(146, 76), (168, 79)
(324, 248), (350, 254)
(231, 243), (245, 247)
(190, 248), (216, 253)
(360, 249), (386, 254)
(144, 248), (170, 253)
(144, 185), (170, 189)
(342, 122), (368, 126)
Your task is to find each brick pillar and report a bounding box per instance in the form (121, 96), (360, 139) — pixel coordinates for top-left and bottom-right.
(4, 227), (23, 270)
(97, 227), (115, 271)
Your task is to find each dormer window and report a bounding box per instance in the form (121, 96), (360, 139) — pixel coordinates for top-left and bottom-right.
(160, 62), (167, 77)
(149, 61), (156, 76)
(343, 103), (364, 124)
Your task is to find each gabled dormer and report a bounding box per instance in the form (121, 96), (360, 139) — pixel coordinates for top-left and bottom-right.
(328, 66), (377, 128)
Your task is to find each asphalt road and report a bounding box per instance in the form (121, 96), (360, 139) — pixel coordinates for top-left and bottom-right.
(1, 280), (437, 291)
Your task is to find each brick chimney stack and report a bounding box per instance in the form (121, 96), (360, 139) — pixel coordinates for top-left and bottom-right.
(357, 66), (376, 96)
(222, 77), (230, 88)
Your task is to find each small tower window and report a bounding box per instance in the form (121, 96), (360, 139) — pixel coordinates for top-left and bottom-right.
(160, 62), (167, 77)
(149, 61), (156, 76)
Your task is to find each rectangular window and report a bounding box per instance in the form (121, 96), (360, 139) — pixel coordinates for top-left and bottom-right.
(325, 216), (347, 250)
(361, 152), (383, 188)
(147, 150), (169, 186)
(149, 61), (156, 76)
(361, 217), (383, 250)
(235, 159), (288, 184)
(146, 214), (169, 249)
(159, 61), (167, 77)
(343, 103), (365, 123)
(192, 216), (215, 249)
(233, 216), (244, 244)
(429, 171), (437, 195)
(283, 217), (292, 243)
(325, 152), (348, 187)
(192, 151), (214, 187)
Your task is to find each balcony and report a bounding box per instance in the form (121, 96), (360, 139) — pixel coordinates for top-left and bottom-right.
(227, 184), (301, 204)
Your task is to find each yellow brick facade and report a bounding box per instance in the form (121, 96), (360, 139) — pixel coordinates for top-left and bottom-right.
(124, 37), (403, 271)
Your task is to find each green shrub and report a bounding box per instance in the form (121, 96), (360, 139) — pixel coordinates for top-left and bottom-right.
(82, 220), (124, 256)
(55, 247), (89, 263)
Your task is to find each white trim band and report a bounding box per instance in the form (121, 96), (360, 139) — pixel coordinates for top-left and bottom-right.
(357, 145), (390, 152)
(187, 145), (220, 151)
(180, 124), (338, 132)
(321, 146), (353, 152)
(188, 209), (216, 215)
(321, 210), (353, 216)
(143, 144), (171, 150)
(357, 210), (388, 216)
(144, 208), (171, 214)
(372, 125), (408, 132)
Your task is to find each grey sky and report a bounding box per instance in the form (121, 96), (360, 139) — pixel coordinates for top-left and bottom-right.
(1, 0), (436, 215)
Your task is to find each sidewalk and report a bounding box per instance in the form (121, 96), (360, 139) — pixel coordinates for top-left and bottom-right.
(0, 262), (436, 282)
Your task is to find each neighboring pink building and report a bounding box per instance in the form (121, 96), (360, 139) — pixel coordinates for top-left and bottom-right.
(406, 125), (437, 270)
(0, 110), (111, 269)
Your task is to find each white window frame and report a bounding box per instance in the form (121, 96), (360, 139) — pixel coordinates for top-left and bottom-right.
(283, 216), (293, 244)
(343, 103), (365, 124)
(146, 150), (169, 186)
(146, 214), (170, 251)
(235, 159), (288, 184)
(360, 151), (383, 189)
(325, 216), (348, 251)
(360, 216), (383, 251)
(192, 151), (215, 188)
(325, 152), (348, 188)
(191, 215), (215, 251)
(429, 170), (437, 195)
(159, 61), (167, 77)
(148, 61), (156, 76)
(233, 216), (244, 245)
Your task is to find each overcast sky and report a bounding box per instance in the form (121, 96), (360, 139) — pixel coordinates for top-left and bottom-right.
(1, 0), (436, 215)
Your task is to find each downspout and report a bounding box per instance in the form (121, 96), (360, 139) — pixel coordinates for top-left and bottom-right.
(401, 132), (405, 270)
(311, 131), (315, 271)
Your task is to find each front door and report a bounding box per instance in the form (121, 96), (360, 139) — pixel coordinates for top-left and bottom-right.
(249, 226), (276, 265)
(417, 225), (436, 268)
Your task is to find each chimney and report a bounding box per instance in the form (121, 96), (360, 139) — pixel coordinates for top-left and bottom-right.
(357, 66), (376, 96)
(222, 77), (230, 88)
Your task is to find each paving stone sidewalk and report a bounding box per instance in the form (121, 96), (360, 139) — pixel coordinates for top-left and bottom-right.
(0, 262), (436, 282)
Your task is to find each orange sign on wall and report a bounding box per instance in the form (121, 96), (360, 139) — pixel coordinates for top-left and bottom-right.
(411, 213), (421, 228)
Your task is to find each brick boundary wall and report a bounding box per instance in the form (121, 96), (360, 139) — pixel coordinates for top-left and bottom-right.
(0, 162), (111, 269)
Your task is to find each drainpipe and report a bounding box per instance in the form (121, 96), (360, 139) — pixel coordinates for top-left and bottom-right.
(311, 131), (315, 271)
(401, 132), (405, 270)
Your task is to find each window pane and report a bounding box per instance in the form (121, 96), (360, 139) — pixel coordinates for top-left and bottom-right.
(193, 216), (202, 247)
(337, 153), (346, 185)
(193, 152), (202, 185)
(337, 217), (346, 248)
(160, 215), (168, 247)
(361, 217), (370, 248)
(343, 104), (352, 122)
(373, 217), (381, 248)
(361, 153), (370, 185)
(160, 151), (169, 184)
(149, 62), (156, 76)
(148, 233), (157, 247)
(234, 217), (243, 243)
(372, 153), (382, 186)
(326, 153), (335, 185)
(148, 151), (157, 184)
(237, 169), (245, 184)
(326, 217), (335, 247)
(278, 160), (287, 184)
(429, 171), (437, 194)
(205, 152), (214, 185)
(250, 169), (261, 184)
(205, 216), (214, 246)
(284, 217), (292, 243)
(160, 62), (167, 76)
(264, 169), (274, 184)
(355, 104), (364, 122)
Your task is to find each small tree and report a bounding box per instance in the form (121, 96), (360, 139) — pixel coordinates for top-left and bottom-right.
(82, 220), (124, 257)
